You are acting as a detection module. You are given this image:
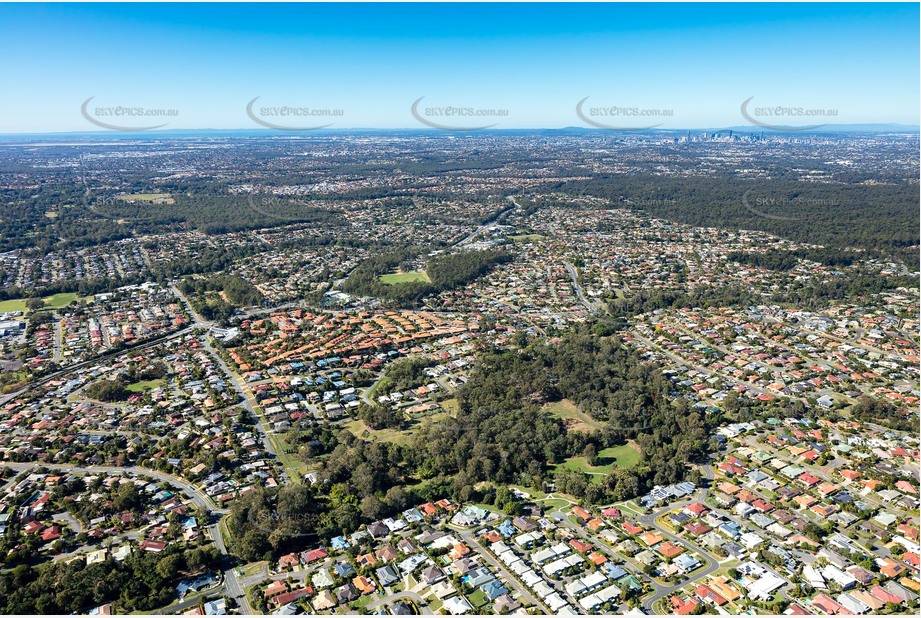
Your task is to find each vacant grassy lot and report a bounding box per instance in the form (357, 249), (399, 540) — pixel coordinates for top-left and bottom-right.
(440, 398), (459, 415)
(345, 419), (415, 446)
(268, 432), (310, 482)
(543, 399), (604, 433)
(345, 410), (453, 446)
(379, 270), (431, 284)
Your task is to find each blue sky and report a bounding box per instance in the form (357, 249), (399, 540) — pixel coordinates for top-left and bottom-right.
(0, 2), (918, 132)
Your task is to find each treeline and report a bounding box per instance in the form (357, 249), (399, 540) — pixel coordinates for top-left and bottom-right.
(0, 273), (149, 303)
(0, 545), (221, 614)
(427, 249), (513, 289)
(553, 175), (919, 268)
(227, 447), (432, 559)
(341, 249), (511, 306)
(179, 274), (264, 307)
(727, 247), (861, 272)
(608, 271), (917, 318)
(179, 274), (264, 323)
(380, 356), (438, 392)
(851, 395), (915, 432)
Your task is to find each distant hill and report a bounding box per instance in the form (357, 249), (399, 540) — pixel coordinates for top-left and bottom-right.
(1, 124), (918, 141)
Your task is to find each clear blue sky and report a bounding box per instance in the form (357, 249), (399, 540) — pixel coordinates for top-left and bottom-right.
(0, 2), (918, 132)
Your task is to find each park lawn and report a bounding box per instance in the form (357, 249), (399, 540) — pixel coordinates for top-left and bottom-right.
(125, 379), (165, 393)
(379, 270), (431, 284)
(552, 443), (641, 483)
(599, 443), (641, 468)
(508, 233), (547, 242)
(541, 498), (572, 510)
(44, 292), (81, 308)
(0, 297), (36, 312)
(0, 292), (80, 313)
(553, 456), (611, 483)
(543, 399), (604, 433)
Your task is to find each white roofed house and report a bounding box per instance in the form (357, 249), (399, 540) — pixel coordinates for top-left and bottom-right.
(443, 596), (473, 615)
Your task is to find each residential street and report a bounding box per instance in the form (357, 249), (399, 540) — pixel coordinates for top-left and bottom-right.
(0, 461), (251, 614)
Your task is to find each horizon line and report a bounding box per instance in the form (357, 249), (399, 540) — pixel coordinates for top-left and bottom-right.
(1, 123), (919, 138)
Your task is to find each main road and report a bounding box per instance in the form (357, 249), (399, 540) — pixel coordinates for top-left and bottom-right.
(455, 195), (520, 247)
(563, 260), (601, 313)
(200, 336), (286, 485)
(172, 282), (287, 484)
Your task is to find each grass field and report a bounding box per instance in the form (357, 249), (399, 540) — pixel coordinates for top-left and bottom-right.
(349, 594), (375, 611)
(508, 233), (547, 242)
(543, 399), (604, 433)
(269, 432), (309, 482)
(116, 193), (174, 203)
(345, 419), (415, 446)
(379, 270), (431, 284)
(0, 292), (80, 314)
(553, 443), (641, 482)
(599, 444), (642, 468)
(440, 398), (459, 416)
(125, 379), (165, 393)
(345, 410), (453, 446)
